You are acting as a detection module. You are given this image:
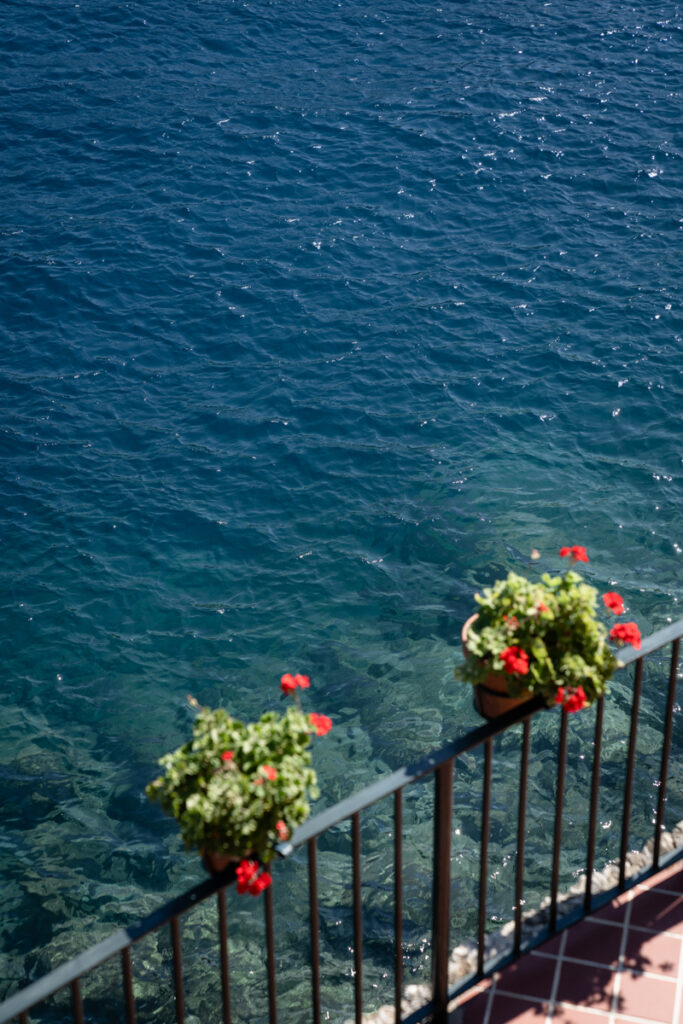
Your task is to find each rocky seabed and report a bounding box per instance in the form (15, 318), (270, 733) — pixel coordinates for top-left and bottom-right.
(350, 822), (683, 1024)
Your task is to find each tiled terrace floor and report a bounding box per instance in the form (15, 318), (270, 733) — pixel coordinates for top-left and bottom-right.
(452, 860), (683, 1024)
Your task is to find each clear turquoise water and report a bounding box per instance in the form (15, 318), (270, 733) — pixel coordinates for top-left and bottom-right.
(1, 0), (682, 1019)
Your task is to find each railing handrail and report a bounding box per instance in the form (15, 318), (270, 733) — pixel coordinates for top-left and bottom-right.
(2, 615), (682, 1024)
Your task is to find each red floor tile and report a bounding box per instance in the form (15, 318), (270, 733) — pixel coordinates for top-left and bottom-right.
(623, 926), (682, 976)
(563, 918), (623, 967)
(533, 931), (564, 956)
(488, 994), (549, 1023)
(613, 968), (677, 1022)
(628, 889), (683, 934)
(496, 953), (556, 1000)
(450, 987), (491, 1023)
(554, 960), (615, 1011)
(593, 899), (628, 925)
(551, 1008), (612, 1023)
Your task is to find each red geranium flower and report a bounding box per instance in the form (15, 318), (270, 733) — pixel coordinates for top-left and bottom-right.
(537, 602), (549, 613)
(249, 870), (272, 895)
(276, 819), (290, 840)
(309, 712), (332, 736)
(261, 765), (277, 781)
(602, 592), (625, 615)
(280, 672), (311, 694)
(555, 686), (587, 712)
(221, 750), (234, 762)
(280, 673), (297, 694)
(560, 545), (589, 563)
(236, 859), (259, 894)
(610, 621), (641, 650)
(236, 860), (272, 896)
(563, 686), (587, 713)
(500, 646), (530, 675)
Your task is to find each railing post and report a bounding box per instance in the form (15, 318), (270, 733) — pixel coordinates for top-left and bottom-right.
(620, 658), (644, 888)
(549, 708), (568, 933)
(170, 917), (185, 1024)
(307, 839), (321, 1024)
(477, 740), (492, 973)
(70, 979), (84, 1024)
(217, 889), (231, 1024)
(584, 697), (604, 914)
(121, 947), (137, 1024)
(394, 790), (403, 1024)
(431, 758), (454, 1024)
(352, 812), (363, 1024)
(514, 720), (531, 956)
(264, 884), (278, 1024)
(654, 639), (680, 869)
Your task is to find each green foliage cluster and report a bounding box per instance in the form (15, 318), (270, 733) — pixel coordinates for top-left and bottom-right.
(146, 704), (317, 863)
(457, 570), (619, 706)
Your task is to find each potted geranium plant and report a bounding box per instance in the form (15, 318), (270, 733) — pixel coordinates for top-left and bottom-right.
(146, 673), (332, 894)
(457, 545), (642, 719)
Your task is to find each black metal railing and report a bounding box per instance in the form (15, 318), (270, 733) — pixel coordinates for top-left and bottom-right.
(1, 619), (681, 1024)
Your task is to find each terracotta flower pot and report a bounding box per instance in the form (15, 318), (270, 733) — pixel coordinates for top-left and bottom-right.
(200, 850), (249, 876)
(461, 613), (534, 720)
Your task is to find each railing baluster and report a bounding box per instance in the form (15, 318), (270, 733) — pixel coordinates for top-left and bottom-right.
(584, 697), (604, 914)
(70, 978), (84, 1024)
(654, 640), (680, 869)
(170, 916), (185, 1024)
(217, 888), (232, 1024)
(514, 719), (531, 956)
(432, 759), (454, 1022)
(477, 741), (492, 975)
(620, 658), (644, 888)
(19, 1014), (29, 1024)
(549, 708), (568, 933)
(121, 946), (137, 1024)
(394, 790), (403, 1023)
(308, 839), (321, 1024)
(264, 883), (278, 1024)
(352, 812), (363, 1024)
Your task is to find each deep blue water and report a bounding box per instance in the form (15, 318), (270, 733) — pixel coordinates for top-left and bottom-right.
(1, 0), (682, 1019)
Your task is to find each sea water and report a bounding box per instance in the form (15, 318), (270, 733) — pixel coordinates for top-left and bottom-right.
(1, 0), (682, 1019)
